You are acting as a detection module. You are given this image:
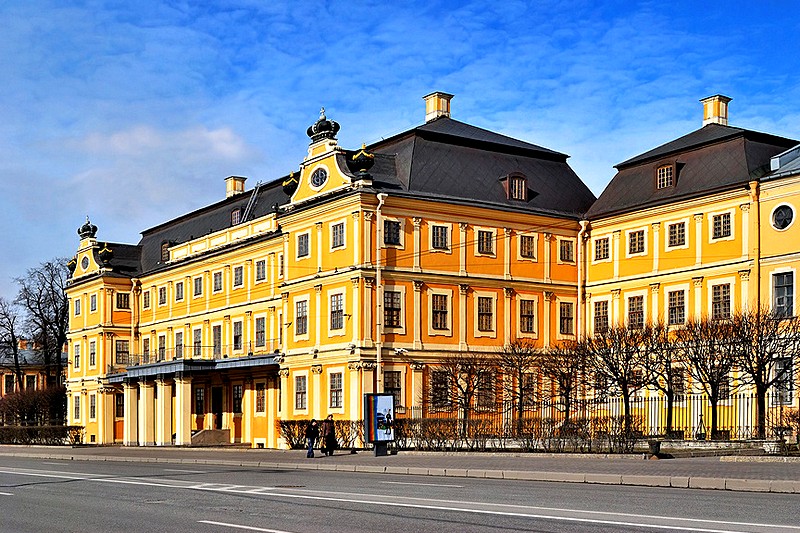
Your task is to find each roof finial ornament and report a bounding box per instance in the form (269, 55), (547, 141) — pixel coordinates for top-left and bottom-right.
(77, 216), (98, 239)
(307, 107), (340, 143)
(320, 107), (326, 119)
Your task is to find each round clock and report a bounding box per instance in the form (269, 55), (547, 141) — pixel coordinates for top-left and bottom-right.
(81, 256), (89, 269)
(310, 168), (328, 187)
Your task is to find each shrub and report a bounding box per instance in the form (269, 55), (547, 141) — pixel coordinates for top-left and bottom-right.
(276, 420), (307, 449)
(0, 425), (83, 445)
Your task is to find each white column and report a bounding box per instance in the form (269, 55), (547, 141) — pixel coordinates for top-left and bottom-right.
(651, 222), (660, 273)
(155, 378), (173, 446)
(123, 381), (138, 446)
(692, 277), (703, 319)
(694, 214), (703, 266)
(503, 287), (512, 345)
(459, 284), (468, 351)
(459, 222), (467, 276)
(412, 218), (422, 272)
(174, 374), (192, 446)
(612, 230), (621, 280)
(139, 380), (155, 446)
(543, 233), (552, 283)
(503, 228), (512, 280)
(413, 280), (423, 350)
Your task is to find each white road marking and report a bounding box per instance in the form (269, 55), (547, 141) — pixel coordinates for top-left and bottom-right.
(0, 467), (795, 532)
(198, 520), (294, 533)
(381, 480), (463, 488)
(0, 491), (13, 496)
(42, 462), (66, 465)
(164, 468), (206, 474)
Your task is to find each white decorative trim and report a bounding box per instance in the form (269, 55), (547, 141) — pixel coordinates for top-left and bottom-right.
(473, 290), (497, 339)
(428, 222), (453, 254)
(473, 226), (497, 258)
(624, 226), (649, 258)
(664, 218), (690, 251)
(427, 287), (453, 337)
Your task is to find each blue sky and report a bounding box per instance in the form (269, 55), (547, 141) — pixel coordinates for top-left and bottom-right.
(1, 1), (799, 298)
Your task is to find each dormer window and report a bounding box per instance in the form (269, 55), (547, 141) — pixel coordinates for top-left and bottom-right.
(656, 164), (674, 189)
(510, 176), (527, 200)
(231, 209), (241, 225)
(160, 242), (170, 262)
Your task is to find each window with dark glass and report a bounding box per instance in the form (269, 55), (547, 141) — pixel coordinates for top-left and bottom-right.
(295, 375), (307, 409)
(628, 295), (644, 329)
(628, 230), (645, 254)
(594, 300), (609, 332)
(774, 272), (794, 317)
(89, 394), (96, 419)
(213, 272), (223, 292)
(114, 292), (129, 309)
(431, 371), (451, 408)
(332, 222), (345, 248)
(712, 213), (731, 239)
(712, 284), (731, 320)
(476, 372), (495, 408)
(384, 220), (401, 245)
(157, 335), (165, 360)
(142, 338), (150, 363)
(175, 331), (183, 358)
(432, 225), (448, 250)
(520, 299), (536, 333)
(255, 383), (266, 413)
(668, 222), (685, 247)
(233, 321), (242, 350)
(73, 344), (80, 369)
(194, 277), (202, 296)
(520, 235), (536, 258)
(193, 329), (202, 357)
(232, 384), (243, 413)
(559, 239), (574, 262)
(297, 233), (309, 258)
(559, 302), (574, 334)
(773, 205), (794, 230)
(89, 340), (96, 367)
(195, 388), (205, 414)
(158, 286), (166, 305)
(233, 266), (243, 287)
(143, 290), (150, 309)
(175, 282), (184, 301)
(477, 230), (493, 254)
(432, 294), (448, 330)
(594, 238), (609, 260)
(255, 260), (266, 281)
(115, 340), (129, 365)
(296, 300), (308, 335)
(668, 290), (685, 325)
(384, 290), (402, 328)
(26, 375), (36, 391)
(330, 293), (343, 330)
(255, 317), (266, 347)
(477, 296), (493, 331)
(330, 372), (343, 408)
(212, 325), (222, 356)
(384, 370), (402, 408)
(115, 393), (124, 418)
(90, 294), (97, 312)
(161, 242), (170, 262)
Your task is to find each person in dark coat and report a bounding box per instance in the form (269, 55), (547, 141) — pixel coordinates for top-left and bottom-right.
(305, 419), (319, 458)
(320, 414), (336, 456)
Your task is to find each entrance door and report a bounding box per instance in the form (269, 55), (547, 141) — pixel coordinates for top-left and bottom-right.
(211, 387), (223, 430)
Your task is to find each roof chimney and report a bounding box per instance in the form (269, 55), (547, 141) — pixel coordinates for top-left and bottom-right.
(700, 94), (731, 126)
(225, 176), (247, 198)
(424, 92), (453, 122)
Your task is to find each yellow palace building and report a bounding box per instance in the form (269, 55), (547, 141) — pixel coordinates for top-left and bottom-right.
(65, 93), (596, 446)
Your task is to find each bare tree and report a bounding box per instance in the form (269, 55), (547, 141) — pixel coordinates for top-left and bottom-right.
(16, 259), (69, 387)
(538, 341), (587, 424)
(426, 352), (497, 421)
(0, 297), (25, 391)
(497, 339), (542, 423)
(730, 307), (800, 439)
(676, 316), (738, 439)
(641, 321), (682, 436)
(582, 324), (651, 435)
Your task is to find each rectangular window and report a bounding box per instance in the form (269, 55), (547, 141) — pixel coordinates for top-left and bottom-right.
(431, 371), (451, 408)
(175, 331), (183, 358)
(194, 277), (203, 296)
(331, 222), (345, 248)
(143, 291), (150, 309)
(117, 292), (130, 309)
(26, 375), (36, 391)
(89, 394), (96, 420)
(90, 294), (97, 312)
(657, 165), (674, 189)
(296, 300), (308, 335)
(712, 213), (731, 239)
(279, 254), (285, 278)
(255, 317), (266, 347)
(233, 266), (244, 288)
(157, 335), (165, 360)
(559, 302), (574, 335)
(628, 295), (644, 329)
(158, 287), (167, 306)
(329, 372), (343, 408)
(510, 176), (526, 200)
(384, 370), (402, 408)
(175, 282), (184, 302)
(594, 238), (609, 261)
(432, 225), (448, 250)
(384, 220), (401, 245)
(89, 340), (96, 367)
(477, 296), (493, 331)
(775, 358), (794, 405)
(668, 290), (685, 325)
(73, 344), (80, 369)
(73, 395), (80, 421)
(5, 374), (15, 395)
(628, 230), (645, 254)
(255, 383), (266, 413)
(161, 242), (170, 262)
(477, 230), (493, 254)
(142, 338), (150, 363)
(195, 388), (205, 414)
(295, 375), (307, 409)
(232, 384), (243, 414)
(432, 294), (448, 330)
(774, 272), (794, 317)
(384, 290), (402, 328)
(476, 372), (495, 409)
(213, 325), (222, 356)
(671, 369), (686, 399)
(255, 260), (266, 281)
(559, 240), (574, 262)
(594, 301), (609, 333)
(213, 272), (223, 292)
(231, 209), (241, 225)
(115, 393), (124, 418)
(719, 376), (730, 400)
(297, 233), (309, 258)
(520, 299), (536, 333)
(712, 284), (731, 320)
(330, 294), (344, 330)
(520, 235), (536, 258)
(193, 329), (202, 357)
(668, 222), (686, 247)
(233, 321), (243, 351)
(74, 298), (81, 316)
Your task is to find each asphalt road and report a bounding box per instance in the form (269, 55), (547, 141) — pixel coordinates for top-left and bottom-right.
(0, 457), (797, 533)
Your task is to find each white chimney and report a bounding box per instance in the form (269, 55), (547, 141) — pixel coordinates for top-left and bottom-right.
(225, 176), (247, 198)
(423, 92), (453, 122)
(700, 94), (731, 126)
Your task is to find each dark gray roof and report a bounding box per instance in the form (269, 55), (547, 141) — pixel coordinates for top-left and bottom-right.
(587, 124), (798, 219)
(369, 117), (596, 217)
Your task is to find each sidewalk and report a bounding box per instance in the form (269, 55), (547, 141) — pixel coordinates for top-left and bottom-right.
(0, 445), (798, 494)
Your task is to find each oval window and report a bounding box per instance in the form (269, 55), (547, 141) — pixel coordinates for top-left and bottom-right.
(772, 205), (794, 230)
(310, 168), (328, 188)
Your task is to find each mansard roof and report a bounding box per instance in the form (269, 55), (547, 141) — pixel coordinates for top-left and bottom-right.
(586, 123), (798, 219)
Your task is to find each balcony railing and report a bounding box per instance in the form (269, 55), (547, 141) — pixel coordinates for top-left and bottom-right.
(114, 339), (281, 367)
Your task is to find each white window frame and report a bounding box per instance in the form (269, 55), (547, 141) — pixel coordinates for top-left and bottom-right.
(383, 285), (407, 334)
(665, 218), (690, 251)
(591, 296), (611, 335)
(517, 232), (538, 262)
(429, 222), (452, 254)
(591, 236), (611, 264)
(293, 295), (310, 342)
(293, 371), (309, 413)
(663, 283), (689, 326)
(556, 237), (576, 264)
(329, 218), (347, 251)
(296, 231), (311, 260)
(232, 265), (244, 289)
(88, 340), (96, 368)
(143, 289), (151, 309)
(770, 202), (796, 232)
(158, 286), (167, 307)
(624, 290), (648, 329)
(255, 259), (267, 283)
(625, 226), (648, 258)
(770, 267), (796, 317)
(193, 276), (203, 298)
(707, 277), (735, 321)
(89, 293), (97, 313)
(427, 288), (453, 337)
(175, 281), (184, 302)
(254, 314), (267, 348)
(327, 288), (346, 337)
(308, 163), (330, 192)
(327, 366), (345, 412)
(212, 271), (224, 293)
(383, 364), (407, 410)
(556, 296), (577, 340)
(473, 226), (497, 258)
(473, 290), (497, 338)
(383, 217), (405, 248)
(515, 295), (539, 339)
(708, 208), (735, 242)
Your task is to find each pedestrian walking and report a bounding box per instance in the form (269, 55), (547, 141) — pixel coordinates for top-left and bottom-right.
(320, 414), (336, 456)
(305, 419), (319, 458)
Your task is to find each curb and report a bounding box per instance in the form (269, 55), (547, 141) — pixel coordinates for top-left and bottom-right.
(1, 450), (797, 494)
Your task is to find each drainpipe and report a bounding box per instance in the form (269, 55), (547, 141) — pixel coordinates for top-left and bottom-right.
(749, 181), (760, 308)
(375, 193), (387, 393)
(577, 220), (589, 339)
